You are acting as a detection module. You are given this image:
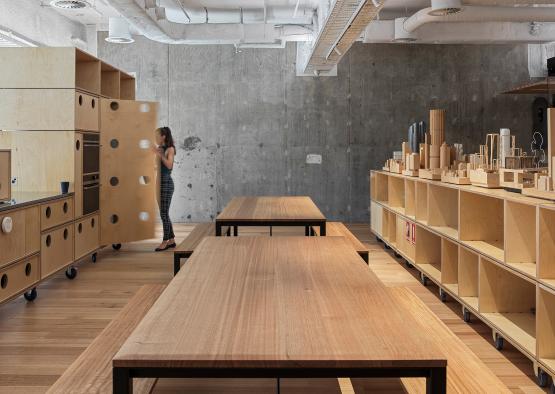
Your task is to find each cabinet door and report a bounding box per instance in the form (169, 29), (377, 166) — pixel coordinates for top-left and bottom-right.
(100, 99), (158, 245)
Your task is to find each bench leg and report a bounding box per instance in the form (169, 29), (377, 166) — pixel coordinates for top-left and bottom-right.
(270, 226), (273, 236)
(276, 377), (281, 394)
(226, 227), (231, 236)
(426, 367), (446, 394)
(174, 255), (181, 276)
(216, 222), (222, 236)
(234, 226), (238, 236)
(305, 226), (310, 236)
(113, 367), (132, 394)
(320, 223), (326, 236)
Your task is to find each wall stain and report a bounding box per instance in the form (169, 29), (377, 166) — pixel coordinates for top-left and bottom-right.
(182, 136), (202, 151)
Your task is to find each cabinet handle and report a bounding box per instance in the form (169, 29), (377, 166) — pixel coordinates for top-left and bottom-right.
(45, 206), (51, 218)
(0, 273), (7, 289)
(25, 263), (32, 277)
(46, 235), (52, 247)
(63, 202), (68, 214)
(1, 217), (13, 234)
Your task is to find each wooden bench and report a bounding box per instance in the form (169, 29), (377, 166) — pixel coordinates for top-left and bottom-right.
(173, 223), (230, 275)
(46, 284), (165, 394)
(388, 287), (510, 393)
(312, 222), (369, 263)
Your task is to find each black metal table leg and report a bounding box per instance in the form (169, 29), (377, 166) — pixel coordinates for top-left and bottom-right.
(320, 222), (326, 236)
(113, 367), (132, 394)
(276, 377), (280, 394)
(234, 226), (238, 236)
(216, 222), (222, 236)
(305, 226), (310, 236)
(270, 226), (273, 236)
(173, 255), (181, 276)
(426, 367), (447, 394)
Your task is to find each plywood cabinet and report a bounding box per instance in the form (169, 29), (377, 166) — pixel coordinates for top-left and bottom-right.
(0, 206), (39, 269)
(40, 197), (74, 231)
(0, 256), (39, 303)
(41, 224), (74, 279)
(74, 214), (99, 260)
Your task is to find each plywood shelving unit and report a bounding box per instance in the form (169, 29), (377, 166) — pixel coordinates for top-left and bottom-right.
(370, 170), (555, 380)
(428, 183), (458, 239)
(120, 72), (136, 100)
(460, 190), (504, 262)
(101, 62), (120, 99)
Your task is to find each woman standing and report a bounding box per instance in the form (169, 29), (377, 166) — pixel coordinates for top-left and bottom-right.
(152, 127), (176, 251)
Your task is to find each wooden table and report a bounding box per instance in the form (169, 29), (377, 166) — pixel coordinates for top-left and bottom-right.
(215, 196), (326, 236)
(113, 237), (447, 393)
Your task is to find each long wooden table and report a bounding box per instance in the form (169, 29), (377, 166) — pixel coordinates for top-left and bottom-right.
(113, 237), (447, 393)
(215, 196), (326, 236)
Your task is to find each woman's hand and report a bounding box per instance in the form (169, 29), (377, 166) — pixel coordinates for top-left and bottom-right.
(151, 145), (163, 157)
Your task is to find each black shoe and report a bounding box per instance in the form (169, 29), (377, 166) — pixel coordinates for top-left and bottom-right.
(167, 243), (177, 249)
(155, 244), (171, 252)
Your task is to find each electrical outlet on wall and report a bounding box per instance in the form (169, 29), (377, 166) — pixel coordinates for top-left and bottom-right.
(306, 154), (322, 164)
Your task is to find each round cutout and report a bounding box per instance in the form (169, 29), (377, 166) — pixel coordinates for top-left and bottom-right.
(63, 229), (68, 240)
(110, 177), (119, 186)
(45, 207), (51, 218)
(139, 176), (150, 185)
(110, 139), (119, 149)
(139, 212), (149, 221)
(25, 263), (32, 277)
(78, 223), (83, 233)
(1, 274), (7, 289)
(78, 95), (83, 106)
(110, 101), (119, 111)
(91, 98), (96, 109)
(139, 103), (150, 113)
(138, 139), (150, 149)
(76, 140), (80, 151)
(110, 214), (119, 224)
(46, 235), (51, 247)
(91, 218), (95, 228)
(63, 202), (68, 213)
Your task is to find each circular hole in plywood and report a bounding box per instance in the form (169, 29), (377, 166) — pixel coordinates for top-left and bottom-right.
(110, 177), (119, 186)
(138, 139), (150, 150)
(45, 207), (51, 218)
(139, 212), (149, 221)
(63, 202), (68, 213)
(46, 235), (52, 247)
(139, 103), (150, 113)
(78, 95), (83, 106)
(63, 228), (68, 240)
(91, 98), (96, 109)
(78, 223), (83, 233)
(139, 176), (150, 185)
(110, 214), (119, 224)
(91, 218), (95, 228)
(76, 140), (80, 151)
(25, 263), (32, 277)
(110, 139), (119, 149)
(110, 101), (119, 111)
(1, 274), (7, 289)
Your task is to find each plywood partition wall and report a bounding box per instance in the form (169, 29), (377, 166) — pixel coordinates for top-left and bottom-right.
(101, 63), (120, 99)
(120, 73), (136, 100)
(75, 50), (101, 95)
(100, 99), (158, 245)
(441, 238), (458, 286)
(538, 206), (555, 289)
(458, 246), (479, 309)
(0, 131), (75, 193)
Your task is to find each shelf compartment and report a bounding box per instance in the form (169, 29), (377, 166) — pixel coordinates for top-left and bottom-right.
(538, 206), (555, 290)
(101, 62), (120, 99)
(381, 209), (391, 242)
(428, 183), (458, 239)
(415, 226), (441, 283)
(373, 172), (389, 203)
(388, 211), (397, 248)
(460, 191), (504, 262)
(415, 181), (428, 224)
(537, 287), (555, 375)
(479, 256), (536, 356)
(458, 246), (479, 309)
(504, 200), (536, 278)
(396, 216), (416, 262)
(405, 179), (416, 218)
(120, 72), (136, 100)
(388, 175), (405, 213)
(370, 201), (384, 237)
(441, 238), (458, 288)
(75, 49), (101, 95)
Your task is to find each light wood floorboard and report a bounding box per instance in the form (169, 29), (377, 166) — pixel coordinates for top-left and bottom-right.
(0, 224), (546, 393)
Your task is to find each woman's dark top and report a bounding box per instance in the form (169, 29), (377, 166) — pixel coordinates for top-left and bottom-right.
(160, 145), (173, 176)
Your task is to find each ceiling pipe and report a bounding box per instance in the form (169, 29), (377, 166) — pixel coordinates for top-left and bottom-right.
(404, 5), (555, 33)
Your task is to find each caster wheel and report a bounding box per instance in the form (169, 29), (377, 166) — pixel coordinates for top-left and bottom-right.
(537, 368), (549, 388)
(91, 253), (97, 263)
(394, 252), (401, 258)
(384, 244), (391, 250)
(376, 236), (382, 243)
(494, 334), (504, 350)
(23, 287), (37, 302)
(439, 288), (447, 302)
(405, 260), (414, 268)
(112, 243), (122, 251)
(65, 267), (77, 280)
(462, 307), (471, 323)
(420, 273), (428, 286)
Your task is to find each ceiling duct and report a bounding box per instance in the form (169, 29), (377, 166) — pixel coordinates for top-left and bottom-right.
(105, 16), (134, 43)
(154, 6), (166, 20)
(429, 0), (462, 16)
(394, 17), (416, 42)
(49, 0), (91, 9)
(144, 0), (157, 9)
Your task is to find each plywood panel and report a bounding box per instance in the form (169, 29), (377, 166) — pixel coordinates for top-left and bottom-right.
(0, 131), (75, 193)
(74, 133), (83, 218)
(441, 238), (458, 285)
(504, 200), (536, 266)
(41, 224), (74, 279)
(75, 49), (101, 95)
(74, 214), (99, 260)
(370, 201), (382, 236)
(0, 256), (39, 304)
(537, 288), (555, 361)
(119, 76), (136, 100)
(100, 99), (158, 245)
(74, 91), (99, 131)
(0, 150), (11, 201)
(0, 208), (26, 269)
(101, 68), (120, 99)
(458, 246), (479, 298)
(40, 197), (74, 231)
(415, 181), (428, 223)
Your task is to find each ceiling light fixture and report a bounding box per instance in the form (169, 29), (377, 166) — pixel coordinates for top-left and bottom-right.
(428, 0), (462, 16)
(49, 0), (90, 9)
(105, 17), (134, 44)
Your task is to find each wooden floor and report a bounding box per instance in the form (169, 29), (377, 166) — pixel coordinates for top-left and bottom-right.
(0, 224), (547, 393)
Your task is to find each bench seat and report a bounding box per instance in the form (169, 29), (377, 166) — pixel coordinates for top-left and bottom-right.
(47, 284), (165, 394)
(312, 222), (369, 263)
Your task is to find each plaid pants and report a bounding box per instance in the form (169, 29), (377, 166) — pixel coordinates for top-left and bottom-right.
(159, 173), (175, 241)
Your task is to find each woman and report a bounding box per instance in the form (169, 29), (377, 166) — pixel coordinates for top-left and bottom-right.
(152, 126), (176, 251)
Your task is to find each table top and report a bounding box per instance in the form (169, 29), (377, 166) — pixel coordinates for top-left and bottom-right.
(114, 236), (445, 370)
(216, 196), (326, 222)
(0, 191), (74, 212)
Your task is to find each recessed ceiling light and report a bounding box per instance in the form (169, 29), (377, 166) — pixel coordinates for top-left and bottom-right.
(50, 0), (91, 10)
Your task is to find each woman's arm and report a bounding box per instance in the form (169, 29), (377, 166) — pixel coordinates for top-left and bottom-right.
(160, 147), (175, 170)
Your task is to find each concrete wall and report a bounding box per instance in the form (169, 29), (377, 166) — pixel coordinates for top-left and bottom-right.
(0, 0), (90, 50)
(99, 35), (534, 222)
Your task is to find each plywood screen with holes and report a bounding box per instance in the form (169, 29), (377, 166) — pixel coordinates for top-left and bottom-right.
(100, 99), (158, 245)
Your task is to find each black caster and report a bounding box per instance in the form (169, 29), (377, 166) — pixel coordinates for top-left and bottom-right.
(112, 243), (122, 251)
(375, 236), (382, 243)
(23, 287), (37, 302)
(405, 260), (414, 269)
(92, 253), (97, 263)
(65, 266), (77, 280)
(439, 288), (447, 302)
(462, 307), (471, 323)
(537, 368), (549, 388)
(420, 273), (428, 286)
(394, 252), (401, 258)
(494, 333), (504, 350)
(384, 244), (391, 250)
